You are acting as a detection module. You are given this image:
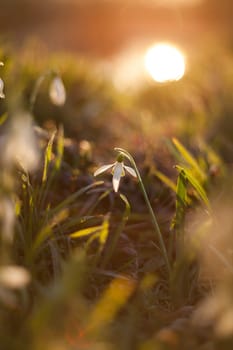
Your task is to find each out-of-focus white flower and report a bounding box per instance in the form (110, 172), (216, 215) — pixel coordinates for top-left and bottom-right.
(0, 112), (40, 171)
(49, 76), (66, 106)
(0, 265), (31, 289)
(79, 140), (92, 159)
(0, 62), (5, 99)
(80, 140), (92, 154)
(94, 156), (137, 192)
(0, 78), (5, 98)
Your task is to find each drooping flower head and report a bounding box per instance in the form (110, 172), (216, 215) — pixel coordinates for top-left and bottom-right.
(49, 75), (66, 106)
(94, 153), (137, 192)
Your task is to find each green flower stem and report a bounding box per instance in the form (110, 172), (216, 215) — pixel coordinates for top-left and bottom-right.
(115, 148), (171, 277)
(29, 70), (56, 113)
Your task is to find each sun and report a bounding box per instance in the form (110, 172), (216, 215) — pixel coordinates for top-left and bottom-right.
(144, 43), (186, 83)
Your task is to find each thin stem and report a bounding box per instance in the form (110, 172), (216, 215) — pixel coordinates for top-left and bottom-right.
(29, 70), (55, 114)
(115, 148), (171, 277)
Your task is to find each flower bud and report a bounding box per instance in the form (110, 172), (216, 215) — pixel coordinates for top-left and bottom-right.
(49, 76), (66, 106)
(0, 61), (5, 99)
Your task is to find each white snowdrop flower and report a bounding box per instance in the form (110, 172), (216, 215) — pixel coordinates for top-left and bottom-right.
(0, 265), (31, 289)
(49, 76), (66, 106)
(94, 154), (137, 192)
(0, 62), (5, 99)
(1, 112), (40, 171)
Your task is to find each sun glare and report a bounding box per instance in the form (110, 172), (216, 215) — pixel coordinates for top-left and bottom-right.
(144, 43), (186, 83)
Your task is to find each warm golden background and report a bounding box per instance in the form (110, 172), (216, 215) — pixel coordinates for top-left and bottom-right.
(0, 0), (232, 57)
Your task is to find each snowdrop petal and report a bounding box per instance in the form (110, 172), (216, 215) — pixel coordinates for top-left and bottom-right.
(0, 62), (3, 66)
(49, 76), (66, 106)
(124, 165), (137, 178)
(112, 162), (123, 192)
(94, 163), (115, 176)
(0, 78), (5, 98)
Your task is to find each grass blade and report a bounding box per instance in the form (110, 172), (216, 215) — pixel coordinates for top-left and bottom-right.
(55, 125), (64, 171)
(47, 181), (104, 219)
(101, 194), (130, 268)
(42, 131), (56, 183)
(70, 225), (102, 238)
(176, 165), (210, 209)
(172, 138), (206, 181)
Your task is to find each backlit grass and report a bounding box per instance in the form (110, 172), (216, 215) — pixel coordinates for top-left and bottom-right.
(0, 43), (232, 350)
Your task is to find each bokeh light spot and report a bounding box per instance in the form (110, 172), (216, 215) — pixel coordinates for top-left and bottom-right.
(144, 43), (186, 83)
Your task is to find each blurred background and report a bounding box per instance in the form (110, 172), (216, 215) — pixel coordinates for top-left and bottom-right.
(1, 0), (233, 157)
(0, 0), (231, 54)
(0, 0), (233, 57)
